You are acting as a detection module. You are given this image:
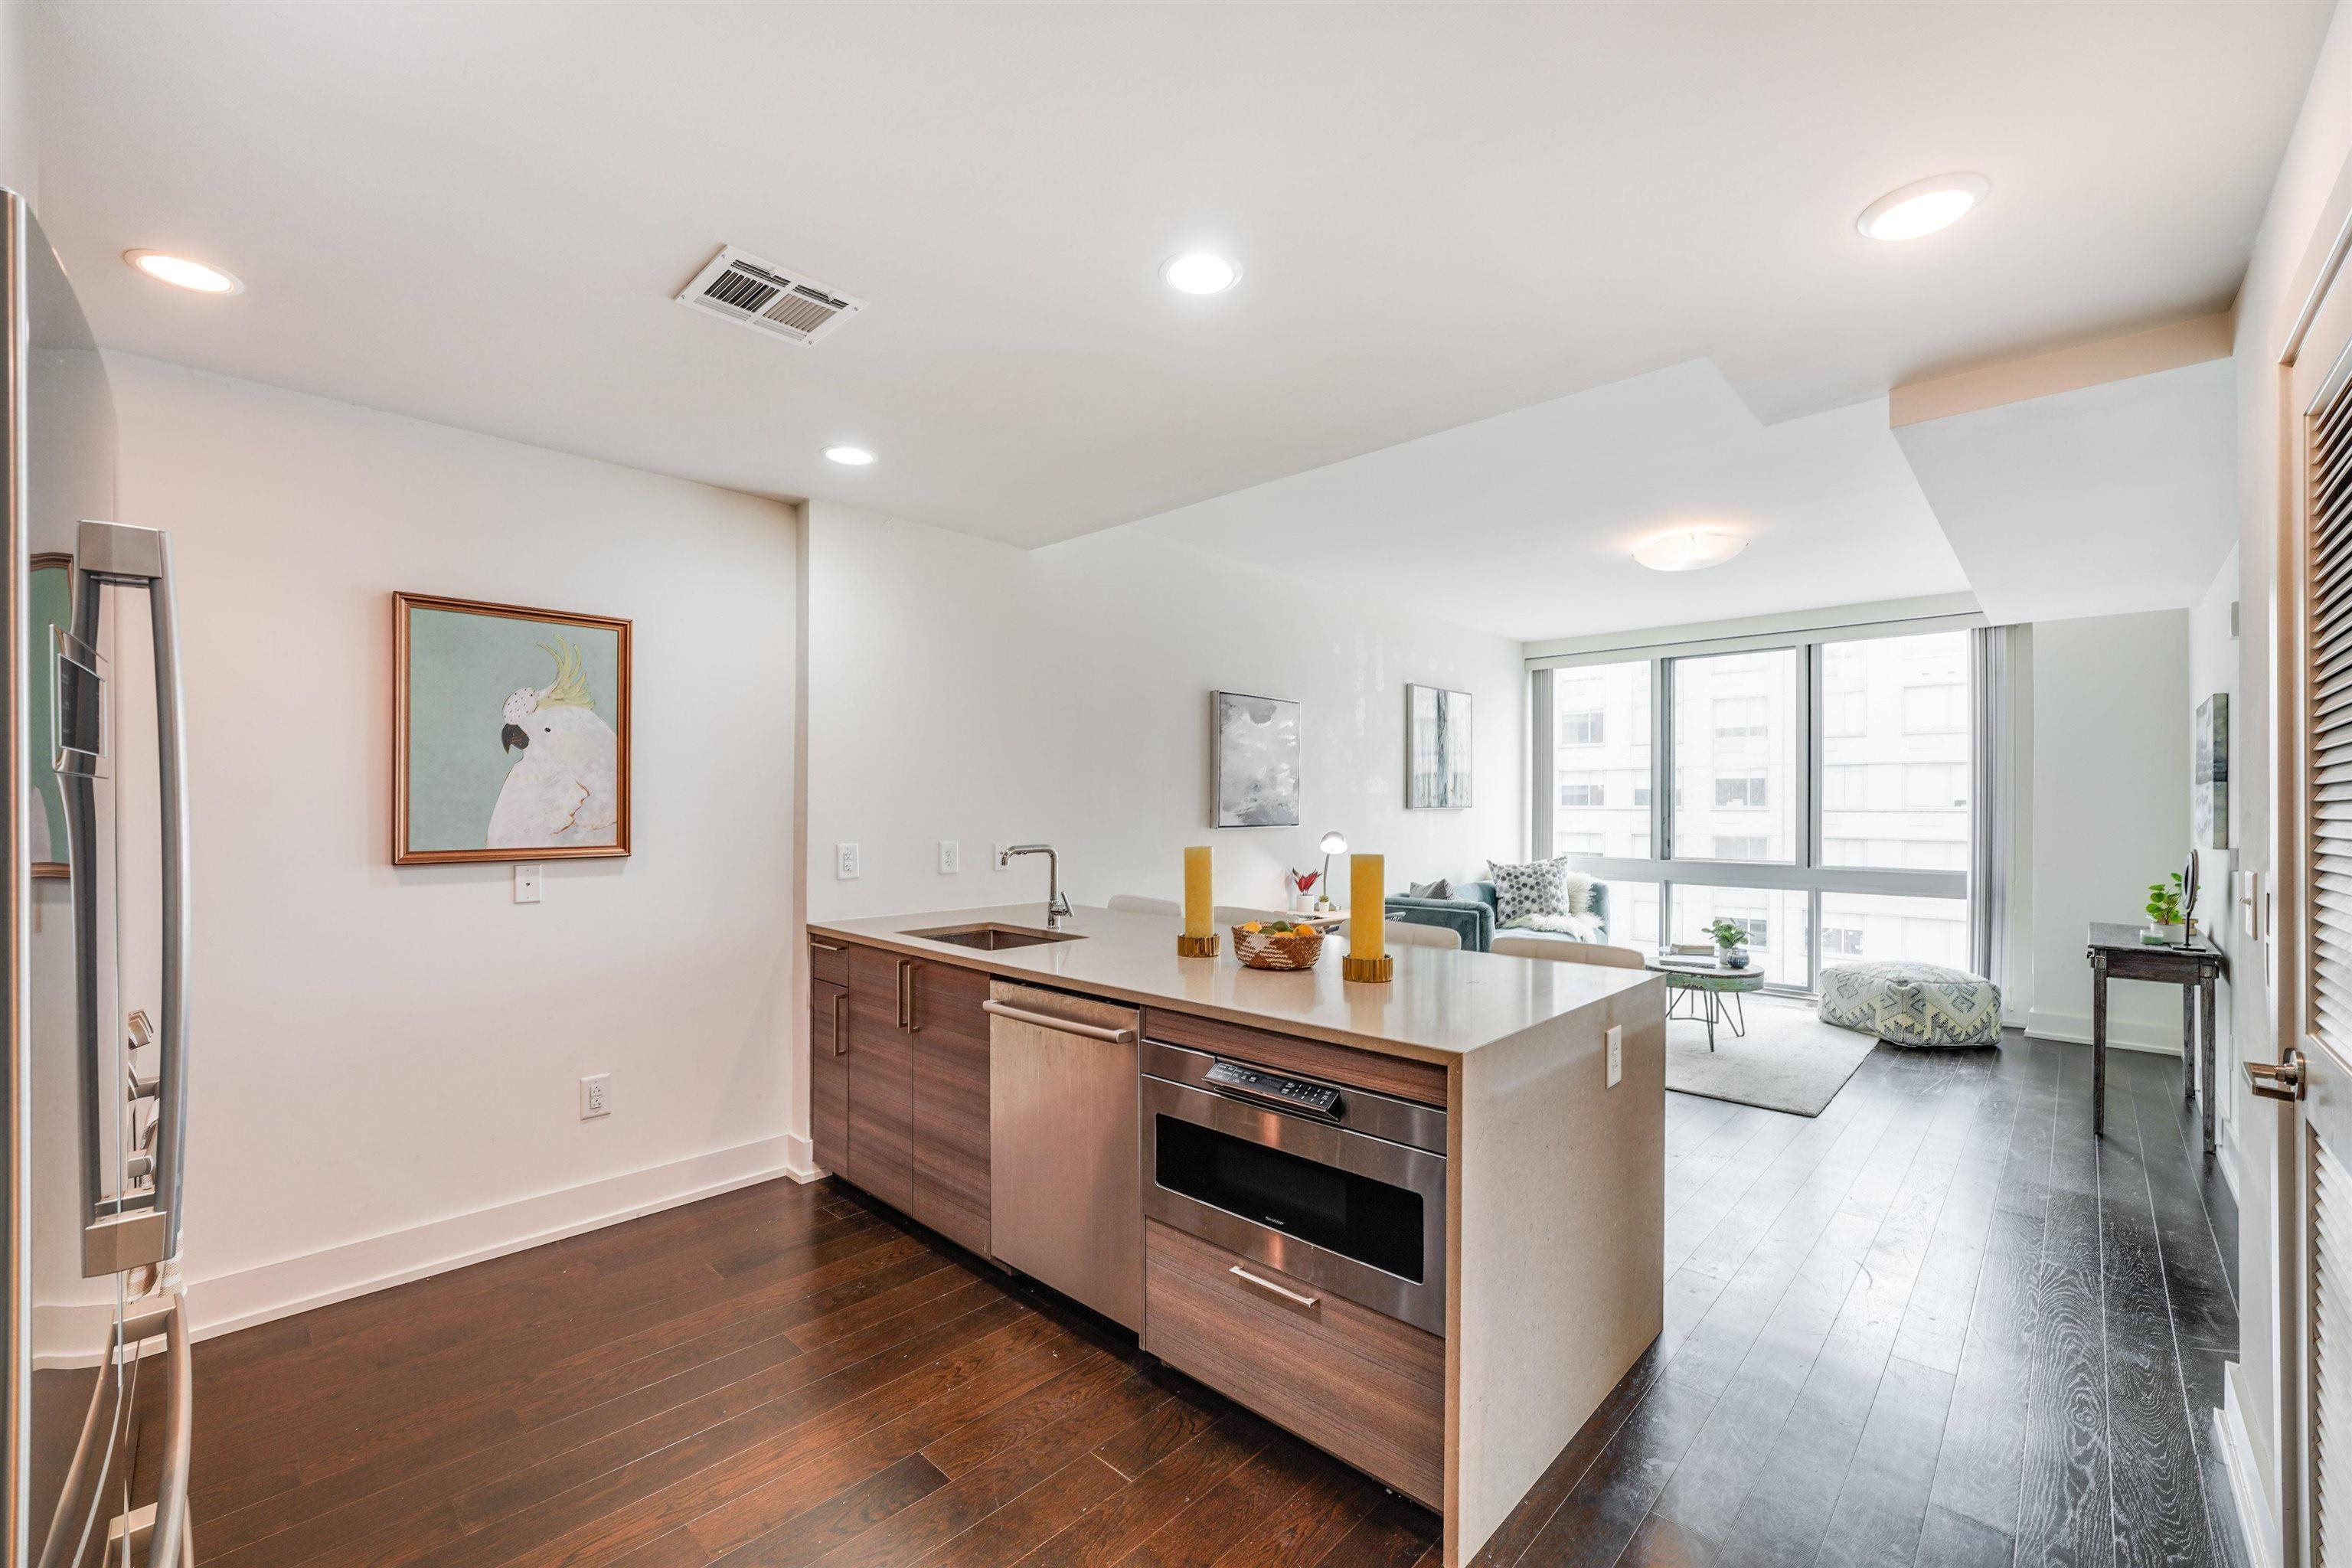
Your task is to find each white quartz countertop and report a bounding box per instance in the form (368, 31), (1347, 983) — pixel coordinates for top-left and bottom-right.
(807, 903), (1658, 1063)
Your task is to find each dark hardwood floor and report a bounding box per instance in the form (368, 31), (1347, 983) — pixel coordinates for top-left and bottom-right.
(188, 1027), (2239, 1568)
(1475, 1027), (2245, 1568)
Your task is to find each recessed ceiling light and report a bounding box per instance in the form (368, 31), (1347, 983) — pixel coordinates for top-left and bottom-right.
(122, 250), (243, 295)
(1633, 528), (1745, 573)
(1160, 252), (1242, 295)
(1856, 174), (1989, 243)
(823, 445), (876, 466)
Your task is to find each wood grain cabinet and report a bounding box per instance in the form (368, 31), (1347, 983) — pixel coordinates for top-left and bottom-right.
(820, 941), (991, 1256)
(844, 945), (917, 1213)
(1144, 1218), (1444, 1508)
(908, 959), (991, 1255)
(808, 974), (849, 1177)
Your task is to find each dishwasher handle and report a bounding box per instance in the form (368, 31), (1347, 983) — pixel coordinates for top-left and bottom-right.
(981, 998), (1137, 1045)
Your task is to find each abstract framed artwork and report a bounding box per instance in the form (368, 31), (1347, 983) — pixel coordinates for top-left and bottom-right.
(1406, 684), (1472, 809)
(2194, 692), (2229, 851)
(1212, 691), (1301, 828)
(28, 552), (70, 878)
(393, 592), (632, 864)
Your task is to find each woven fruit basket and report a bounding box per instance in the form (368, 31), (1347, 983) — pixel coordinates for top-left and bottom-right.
(1232, 920), (1325, 971)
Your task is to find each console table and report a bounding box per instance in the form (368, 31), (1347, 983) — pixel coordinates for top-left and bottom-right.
(2086, 921), (2226, 1152)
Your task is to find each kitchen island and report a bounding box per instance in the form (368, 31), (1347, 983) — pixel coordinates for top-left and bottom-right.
(804, 902), (1664, 1568)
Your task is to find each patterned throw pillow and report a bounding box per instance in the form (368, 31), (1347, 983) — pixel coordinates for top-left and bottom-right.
(1487, 857), (1570, 926)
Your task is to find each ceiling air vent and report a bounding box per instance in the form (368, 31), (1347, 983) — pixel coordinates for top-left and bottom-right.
(675, 246), (866, 346)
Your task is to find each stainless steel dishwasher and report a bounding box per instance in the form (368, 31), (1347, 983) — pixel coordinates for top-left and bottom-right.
(985, 980), (1144, 1329)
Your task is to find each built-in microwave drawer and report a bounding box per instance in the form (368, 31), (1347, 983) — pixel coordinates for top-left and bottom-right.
(1142, 1218), (1442, 1509)
(808, 936), (851, 987)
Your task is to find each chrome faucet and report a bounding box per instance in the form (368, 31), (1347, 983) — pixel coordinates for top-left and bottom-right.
(1001, 844), (1073, 928)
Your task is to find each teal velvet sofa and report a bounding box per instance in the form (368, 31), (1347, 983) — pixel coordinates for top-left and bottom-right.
(1383, 880), (1612, 954)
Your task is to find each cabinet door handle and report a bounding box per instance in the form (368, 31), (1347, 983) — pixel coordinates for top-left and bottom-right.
(907, 964), (921, 1034)
(897, 959), (911, 1030)
(1229, 1266), (1319, 1312)
(831, 992), (849, 1057)
(810, 939), (844, 953)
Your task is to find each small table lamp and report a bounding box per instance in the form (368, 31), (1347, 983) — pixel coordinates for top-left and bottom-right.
(1319, 831), (1348, 901)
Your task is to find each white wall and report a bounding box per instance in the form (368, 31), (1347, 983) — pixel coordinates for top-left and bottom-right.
(805, 501), (1525, 925)
(2188, 548), (2241, 1168)
(100, 354), (799, 1339)
(2230, 0), (2352, 1540)
(2024, 609), (2192, 1052)
(0, 2), (38, 207)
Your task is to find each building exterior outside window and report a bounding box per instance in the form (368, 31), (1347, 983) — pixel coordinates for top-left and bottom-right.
(1540, 629), (1972, 987)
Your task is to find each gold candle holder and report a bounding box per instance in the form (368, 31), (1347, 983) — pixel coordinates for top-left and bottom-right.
(1342, 952), (1393, 984)
(1177, 933), (1222, 959)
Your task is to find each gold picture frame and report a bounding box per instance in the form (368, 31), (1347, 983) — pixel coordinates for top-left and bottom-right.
(392, 592), (632, 865)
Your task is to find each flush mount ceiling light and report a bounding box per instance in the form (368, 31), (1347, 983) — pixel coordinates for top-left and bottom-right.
(1632, 528), (1745, 573)
(122, 250), (243, 294)
(822, 446), (877, 466)
(1160, 251), (1242, 295)
(1856, 173), (1989, 242)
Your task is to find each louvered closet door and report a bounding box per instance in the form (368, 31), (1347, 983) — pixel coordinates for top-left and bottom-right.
(2288, 253), (2352, 1568)
(2315, 1142), (2352, 1566)
(2318, 364), (2352, 1039)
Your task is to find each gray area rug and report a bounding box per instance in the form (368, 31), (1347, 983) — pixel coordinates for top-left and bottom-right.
(1664, 998), (1884, 1116)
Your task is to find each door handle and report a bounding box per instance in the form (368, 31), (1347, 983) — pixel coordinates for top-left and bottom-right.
(896, 959), (911, 1031)
(831, 992), (848, 1057)
(810, 939), (844, 953)
(2246, 1050), (2308, 1102)
(906, 962), (921, 1034)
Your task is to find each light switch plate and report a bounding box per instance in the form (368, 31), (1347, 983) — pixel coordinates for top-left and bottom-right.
(580, 1073), (611, 1119)
(1606, 1025), (1623, 1088)
(514, 864), (541, 903)
(836, 843), (860, 880)
(939, 840), (960, 874)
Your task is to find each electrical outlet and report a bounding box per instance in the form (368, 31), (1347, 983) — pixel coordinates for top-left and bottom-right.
(939, 840), (961, 875)
(1606, 1025), (1623, 1089)
(991, 842), (1010, 870)
(580, 1073), (611, 1119)
(514, 863), (541, 903)
(835, 843), (860, 880)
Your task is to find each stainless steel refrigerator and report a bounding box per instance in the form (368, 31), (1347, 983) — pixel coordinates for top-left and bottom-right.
(1, 193), (195, 1566)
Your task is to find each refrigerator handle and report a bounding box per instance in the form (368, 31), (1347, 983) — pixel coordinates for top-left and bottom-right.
(61, 519), (191, 1274)
(143, 526), (191, 1268)
(144, 1294), (195, 1568)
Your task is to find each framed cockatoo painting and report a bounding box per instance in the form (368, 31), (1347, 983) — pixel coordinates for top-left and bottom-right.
(393, 593), (632, 864)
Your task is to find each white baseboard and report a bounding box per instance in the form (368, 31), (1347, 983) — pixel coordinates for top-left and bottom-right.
(2025, 1007), (2184, 1055)
(783, 1131), (827, 1184)
(33, 1134), (795, 1366)
(2221, 1361), (2278, 1568)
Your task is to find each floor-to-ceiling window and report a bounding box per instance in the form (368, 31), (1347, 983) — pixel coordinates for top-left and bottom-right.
(1531, 624), (1975, 994)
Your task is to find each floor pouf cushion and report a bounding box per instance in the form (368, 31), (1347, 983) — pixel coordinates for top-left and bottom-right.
(1818, 961), (2002, 1047)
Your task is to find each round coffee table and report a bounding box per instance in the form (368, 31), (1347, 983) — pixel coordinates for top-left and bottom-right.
(1646, 959), (1765, 1051)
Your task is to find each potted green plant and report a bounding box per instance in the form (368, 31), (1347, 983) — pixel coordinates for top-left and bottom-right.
(1706, 918), (1750, 969)
(2145, 871), (2186, 943)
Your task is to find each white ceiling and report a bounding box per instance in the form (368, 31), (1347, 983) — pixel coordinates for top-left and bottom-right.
(1893, 356), (2237, 626)
(1142, 359), (1969, 642)
(34, 2), (2334, 550)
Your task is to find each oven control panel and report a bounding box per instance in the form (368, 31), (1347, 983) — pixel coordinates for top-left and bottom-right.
(1204, 1059), (1342, 1118)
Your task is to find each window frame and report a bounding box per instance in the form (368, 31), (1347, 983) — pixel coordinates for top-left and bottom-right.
(1530, 616), (1977, 995)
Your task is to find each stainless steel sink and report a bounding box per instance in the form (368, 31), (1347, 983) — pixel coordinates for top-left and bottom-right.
(902, 923), (1083, 951)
